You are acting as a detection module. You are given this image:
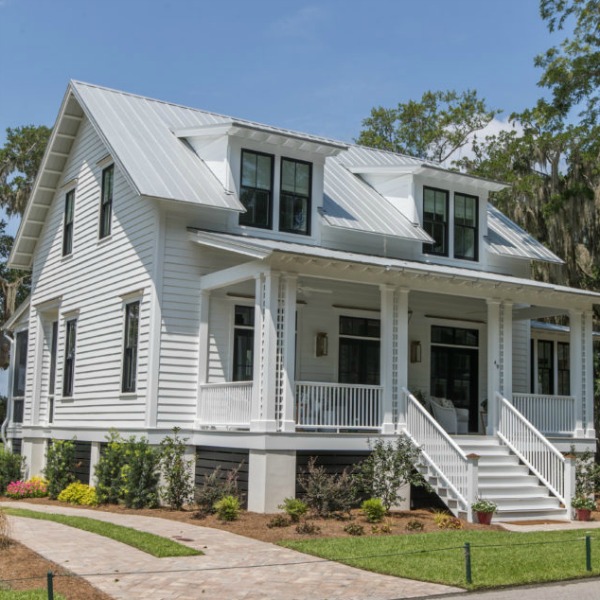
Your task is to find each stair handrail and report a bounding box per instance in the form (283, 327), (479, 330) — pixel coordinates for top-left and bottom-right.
(496, 392), (566, 504)
(402, 388), (472, 515)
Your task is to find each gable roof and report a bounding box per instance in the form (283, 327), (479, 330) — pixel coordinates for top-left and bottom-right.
(9, 81), (564, 270)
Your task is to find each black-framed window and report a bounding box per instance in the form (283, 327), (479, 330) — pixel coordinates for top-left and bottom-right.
(12, 330), (28, 423)
(122, 301), (140, 393)
(48, 321), (58, 423)
(339, 316), (380, 385)
(280, 158), (311, 235)
(62, 189), (75, 256)
(63, 319), (77, 397)
(557, 341), (570, 396)
(431, 325), (479, 347)
(233, 305), (254, 381)
(100, 164), (114, 239)
(537, 340), (554, 395)
(423, 187), (448, 256)
(239, 150), (273, 229)
(454, 193), (478, 260)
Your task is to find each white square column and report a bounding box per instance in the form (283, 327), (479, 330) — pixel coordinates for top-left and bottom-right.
(569, 309), (585, 437)
(583, 310), (595, 438)
(279, 275), (297, 433)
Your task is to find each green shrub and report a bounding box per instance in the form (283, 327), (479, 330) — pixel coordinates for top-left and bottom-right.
(44, 439), (76, 499)
(295, 521), (321, 535)
(120, 436), (160, 509)
(355, 436), (426, 511)
(0, 448), (24, 493)
(214, 495), (240, 521)
(278, 497), (308, 523)
(194, 464), (242, 515)
(58, 482), (98, 506)
(361, 498), (386, 523)
(297, 457), (357, 517)
(267, 514), (290, 528)
(95, 430), (127, 504)
(405, 519), (425, 531)
(343, 523), (365, 536)
(160, 427), (194, 510)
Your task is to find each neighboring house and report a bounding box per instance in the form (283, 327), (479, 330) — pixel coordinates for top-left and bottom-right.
(2, 81), (598, 521)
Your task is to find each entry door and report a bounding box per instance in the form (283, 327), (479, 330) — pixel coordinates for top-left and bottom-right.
(431, 346), (479, 432)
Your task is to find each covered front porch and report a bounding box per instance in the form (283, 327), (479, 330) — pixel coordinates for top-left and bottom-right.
(191, 232), (597, 444)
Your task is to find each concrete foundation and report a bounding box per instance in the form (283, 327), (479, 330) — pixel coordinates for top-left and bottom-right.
(247, 449), (296, 513)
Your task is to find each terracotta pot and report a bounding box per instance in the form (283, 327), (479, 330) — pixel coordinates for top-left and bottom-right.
(476, 511), (493, 525)
(576, 508), (592, 521)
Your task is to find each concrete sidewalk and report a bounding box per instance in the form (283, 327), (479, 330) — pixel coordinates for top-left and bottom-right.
(2, 501), (461, 600)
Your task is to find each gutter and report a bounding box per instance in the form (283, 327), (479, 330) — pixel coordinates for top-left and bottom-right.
(0, 332), (14, 448)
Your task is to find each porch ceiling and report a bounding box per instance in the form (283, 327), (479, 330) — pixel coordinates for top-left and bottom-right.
(188, 229), (600, 310)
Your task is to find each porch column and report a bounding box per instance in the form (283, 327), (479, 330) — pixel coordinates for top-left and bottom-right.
(195, 291), (210, 424)
(583, 310), (595, 438)
(487, 299), (512, 433)
(396, 288), (410, 430)
(280, 275), (297, 433)
(380, 285), (395, 433)
(569, 309), (585, 437)
(250, 272), (279, 432)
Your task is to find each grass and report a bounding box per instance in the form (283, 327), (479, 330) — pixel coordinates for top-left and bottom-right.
(281, 528), (600, 589)
(0, 592), (66, 600)
(4, 508), (202, 558)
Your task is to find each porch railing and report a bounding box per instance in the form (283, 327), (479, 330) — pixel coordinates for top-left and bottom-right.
(403, 388), (472, 516)
(512, 393), (576, 435)
(295, 381), (382, 430)
(497, 393), (567, 505)
(197, 382), (252, 428)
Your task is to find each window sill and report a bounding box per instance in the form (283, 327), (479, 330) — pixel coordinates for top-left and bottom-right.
(119, 392), (138, 400)
(61, 253), (74, 262)
(60, 396), (75, 402)
(97, 234), (113, 246)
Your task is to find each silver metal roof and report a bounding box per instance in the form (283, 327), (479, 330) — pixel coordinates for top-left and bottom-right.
(188, 229), (600, 303)
(486, 204), (563, 264)
(322, 157), (433, 242)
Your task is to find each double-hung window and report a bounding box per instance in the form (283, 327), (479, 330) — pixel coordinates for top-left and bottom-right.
(100, 164), (114, 239)
(338, 316), (380, 385)
(423, 187), (449, 256)
(122, 301), (140, 393)
(454, 193), (478, 260)
(239, 150), (273, 229)
(232, 305), (254, 381)
(63, 319), (77, 397)
(280, 158), (311, 235)
(62, 189), (75, 256)
(12, 330), (28, 423)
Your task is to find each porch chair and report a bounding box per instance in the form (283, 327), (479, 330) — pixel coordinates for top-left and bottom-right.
(429, 397), (469, 435)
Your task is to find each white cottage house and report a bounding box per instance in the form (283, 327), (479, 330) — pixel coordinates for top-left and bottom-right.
(2, 81), (598, 522)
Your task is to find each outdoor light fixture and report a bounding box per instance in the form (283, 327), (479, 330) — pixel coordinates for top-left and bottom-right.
(316, 332), (328, 357)
(410, 340), (422, 363)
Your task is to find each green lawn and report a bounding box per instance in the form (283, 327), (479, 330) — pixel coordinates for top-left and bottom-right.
(4, 508), (202, 558)
(281, 528), (600, 589)
(0, 592), (66, 600)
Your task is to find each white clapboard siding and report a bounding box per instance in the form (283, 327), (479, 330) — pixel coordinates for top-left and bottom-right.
(512, 320), (530, 393)
(27, 115), (156, 428)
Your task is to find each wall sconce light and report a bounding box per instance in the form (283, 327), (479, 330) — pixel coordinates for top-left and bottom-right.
(410, 340), (422, 363)
(316, 332), (328, 357)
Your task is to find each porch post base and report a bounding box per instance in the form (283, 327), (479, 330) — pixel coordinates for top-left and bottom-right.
(250, 419), (278, 433)
(574, 428), (585, 438)
(381, 422), (395, 434)
(396, 422), (407, 434)
(585, 428), (596, 439)
(280, 419), (296, 433)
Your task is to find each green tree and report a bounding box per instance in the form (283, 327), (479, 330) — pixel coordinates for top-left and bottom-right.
(356, 89), (500, 164)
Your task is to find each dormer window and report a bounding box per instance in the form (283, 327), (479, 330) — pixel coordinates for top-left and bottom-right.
(239, 150), (273, 229)
(423, 187), (449, 256)
(280, 158), (311, 235)
(454, 193), (478, 261)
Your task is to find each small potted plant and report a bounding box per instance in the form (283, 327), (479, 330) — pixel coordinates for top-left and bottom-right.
(471, 498), (497, 525)
(572, 496), (596, 521)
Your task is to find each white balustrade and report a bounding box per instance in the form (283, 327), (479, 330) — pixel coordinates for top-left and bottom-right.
(512, 393), (576, 435)
(403, 388), (471, 514)
(295, 381), (383, 430)
(497, 393), (566, 503)
(198, 382), (252, 428)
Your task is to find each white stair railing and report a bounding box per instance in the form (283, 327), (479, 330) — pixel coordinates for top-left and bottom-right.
(497, 393), (567, 505)
(402, 388), (474, 518)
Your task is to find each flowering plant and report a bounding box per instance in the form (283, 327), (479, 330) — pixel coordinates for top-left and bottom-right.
(471, 498), (497, 513)
(6, 477), (48, 499)
(572, 495), (596, 510)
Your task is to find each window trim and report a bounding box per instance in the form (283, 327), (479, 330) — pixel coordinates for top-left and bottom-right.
(48, 320), (58, 423)
(62, 189), (75, 256)
(62, 318), (77, 398)
(238, 149), (274, 230)
(121, 299), (140, 393)
(453, 192), (479, 261)
(99, 164), (114, 239)
(422, 186), (449, 257)
(279, 156), (312, 236)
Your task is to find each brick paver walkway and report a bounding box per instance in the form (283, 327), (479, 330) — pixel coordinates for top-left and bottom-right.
(2, 501), (462, 600)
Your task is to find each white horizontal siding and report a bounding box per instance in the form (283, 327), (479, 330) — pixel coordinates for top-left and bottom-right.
(28, 115), (156, 429)
(512, 320), (531, 394)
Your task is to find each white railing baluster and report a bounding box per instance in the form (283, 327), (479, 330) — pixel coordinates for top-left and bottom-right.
(512, 393), (575, 435)
(197, 382), (253, 428)
(497, 393), (566, 504)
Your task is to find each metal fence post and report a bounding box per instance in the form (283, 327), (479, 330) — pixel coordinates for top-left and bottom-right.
(464, 542), (472, 584)
(47, 570), (54, 600)
(586, 534), (592, 571)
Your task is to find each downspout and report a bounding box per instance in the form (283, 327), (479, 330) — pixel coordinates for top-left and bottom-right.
(0, 332), (14, 448)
